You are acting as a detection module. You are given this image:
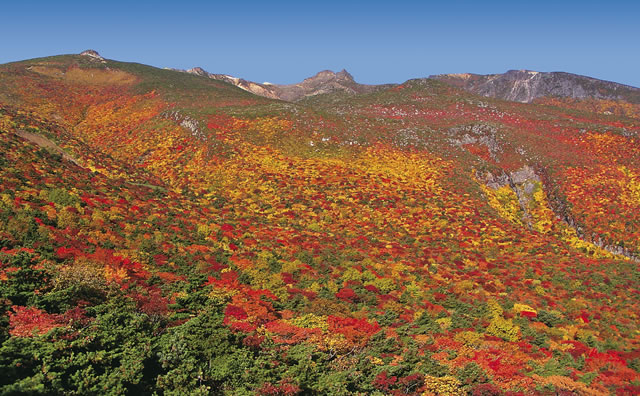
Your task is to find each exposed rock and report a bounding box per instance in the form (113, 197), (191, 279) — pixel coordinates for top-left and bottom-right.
(431, 70), (640, 103)
(163, 110), (206, 141)
(80, 50), (106, 63)
(448, 123), (502, 161)
(186, 67), (208, 77)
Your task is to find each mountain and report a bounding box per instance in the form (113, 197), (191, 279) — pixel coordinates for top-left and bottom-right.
(1, 50), (639, 395)
(430, 69), (640, 103)
(183, 66), (393, 101)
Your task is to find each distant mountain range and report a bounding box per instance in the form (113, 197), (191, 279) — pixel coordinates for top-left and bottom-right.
(174, 62), (640, 104)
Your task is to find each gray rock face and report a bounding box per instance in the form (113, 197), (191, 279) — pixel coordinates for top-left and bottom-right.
(430, 70), (640, 103)
(182, 67), (390, 102)
(447, 123), (502, 161)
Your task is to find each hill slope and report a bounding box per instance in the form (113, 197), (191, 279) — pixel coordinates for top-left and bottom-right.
(0, 51), (639, 395)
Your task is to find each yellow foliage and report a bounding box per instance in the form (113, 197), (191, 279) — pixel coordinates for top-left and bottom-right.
(367, 356), (384, 365)
(620, 166), (640, 204)
(196, 223), (211, 237)
(56, 208), (76, 228)
(436, 317), (452, 330)
(53, 258), (107, 291)
(530, 375), (608, 396)
(287, 313), (328, 331)
(208, 287), (238, 305)
(453, 279), (475, 294)
(454, 331), (482, 347)
(322, 333), (350, 355)
(513, 303), (537, 315)
(0, 194), (12, 210)
(481, 184), (523, 225)
(0, 114), (15, 130)
(281, 259), (302, 274)
(487, 316), (520, 342)
(529, 183), (555, 234)
(487, 299), (503, 318)
(486, 299), (520, 341)
(560, 227), (616, 259)
(422, 376), (464, 396)
(364, 277), (396, 294)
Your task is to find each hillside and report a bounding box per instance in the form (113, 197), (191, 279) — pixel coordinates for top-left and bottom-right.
(0, 51), (639, 395)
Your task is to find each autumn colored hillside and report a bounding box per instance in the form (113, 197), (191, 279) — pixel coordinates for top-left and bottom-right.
(0, 52), (639, 395)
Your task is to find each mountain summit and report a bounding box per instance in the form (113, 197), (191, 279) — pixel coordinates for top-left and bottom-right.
(430, 70), (640, 103)
(79, 49), (105, 62)
(183, 67), (390, 101)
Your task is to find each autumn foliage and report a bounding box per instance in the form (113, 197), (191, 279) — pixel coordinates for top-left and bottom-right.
(0, 54), (639, 395)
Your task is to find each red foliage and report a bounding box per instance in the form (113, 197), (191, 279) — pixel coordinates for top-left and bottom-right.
(328, 316), (380, 345)
(335, 287), (358, 302)
(133, 288), (169, 316)
(373, 371), (397, 392)
(9, 306), (64, 337)
(224, 304), (248, 321)
(520, 311), (537, 319)
(257, 379), (300, 396)
(472, 383), (504, 395)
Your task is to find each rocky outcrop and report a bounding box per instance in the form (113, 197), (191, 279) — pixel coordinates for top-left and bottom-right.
(448, 123), (503, 161)
(80, 50), (106, 63)
(162, 110), (206, 141)
(431, 70), (640, 103)
(182, 67), (391, 102)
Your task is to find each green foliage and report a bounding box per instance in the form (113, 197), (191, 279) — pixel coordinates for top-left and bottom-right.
(0, 252), (49, 307)
(0, 296), (161, 395)
(537, 310), (562, 327)
(527, 357), (571, 378)
(47, 188), (79, 207)
(157, 309), (253, 394)
(457, 362), (490, 391)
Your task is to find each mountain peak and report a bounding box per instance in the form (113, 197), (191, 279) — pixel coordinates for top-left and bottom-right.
(336, 69), (354, 81)
(309, 69), (354, 82)
(186, 67), (209, 77)
(80, 50), (105, 62)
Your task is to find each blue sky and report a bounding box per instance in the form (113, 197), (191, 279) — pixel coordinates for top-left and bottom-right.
(2, 0), (639, 87)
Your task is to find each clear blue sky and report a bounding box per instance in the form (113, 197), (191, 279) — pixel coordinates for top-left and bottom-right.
(2, 0), (639, 87)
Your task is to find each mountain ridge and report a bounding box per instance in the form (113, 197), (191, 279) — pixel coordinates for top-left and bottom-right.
(430, 69), (640, 103)
(77, 50), (640, 104)
(177, 66), (393, 102)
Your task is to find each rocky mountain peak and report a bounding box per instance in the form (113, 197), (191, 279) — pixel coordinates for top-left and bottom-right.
(336, 69), (354, 81)
(307, 69), (354, 83)
(80, 50), (105, 61)
(186, 67), (209, 77)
